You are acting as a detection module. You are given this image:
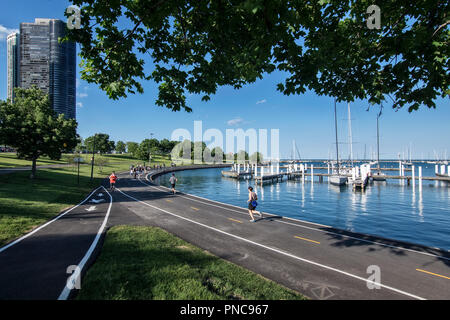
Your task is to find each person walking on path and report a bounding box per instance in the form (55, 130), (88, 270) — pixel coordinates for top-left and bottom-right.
(169, 173), (178, 194)
(109, 171), (118, 192)
(247, 186), (262, 222)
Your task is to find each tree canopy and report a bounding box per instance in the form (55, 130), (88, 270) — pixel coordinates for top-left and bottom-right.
(66, 0), (448, 112)
(116, 140), (126, 153)
(0, 87), (78, 178)
(126, 141), (140, 158)
(85, 133), (115, 154)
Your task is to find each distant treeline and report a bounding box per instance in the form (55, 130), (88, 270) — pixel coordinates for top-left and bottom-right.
(75, 134), (263, 163)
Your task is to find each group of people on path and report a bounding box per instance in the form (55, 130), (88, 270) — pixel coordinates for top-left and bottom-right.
(130, 165), (145, 179)
(112, 167), (263, 222)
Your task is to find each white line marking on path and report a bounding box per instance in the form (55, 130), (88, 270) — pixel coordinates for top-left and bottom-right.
(117, 187), (426, 300)
(0, 187), (102, 254)
(140, 175), (449, 262)
(58, 186), (113, 300)
(90, 198), (105, 204)
(85, 206), (96, 212)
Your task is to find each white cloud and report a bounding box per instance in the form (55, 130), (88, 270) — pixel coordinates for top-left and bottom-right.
(256, 99), (266, 104)
(77, 92), (88, 98)
(227, 117), (244, 126)
(0, 25), (19, 40)
(76, 102), (83, 108)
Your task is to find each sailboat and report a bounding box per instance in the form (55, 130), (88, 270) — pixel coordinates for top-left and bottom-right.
(372, 104), (386, 181)
(347, 102), (354, 168)
(401, 143), (413, 166)
(329, 99), (348, 186)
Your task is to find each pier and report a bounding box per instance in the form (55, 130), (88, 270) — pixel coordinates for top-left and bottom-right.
(221, 162), (450, 189)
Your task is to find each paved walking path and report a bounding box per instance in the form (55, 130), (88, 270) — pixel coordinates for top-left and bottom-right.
(0, 165), (449, 300)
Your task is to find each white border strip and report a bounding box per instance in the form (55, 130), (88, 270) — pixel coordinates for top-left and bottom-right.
(142, 174), (450, 261)
(116, 187), (425, 300)
(58, 186), (113, 300)
(0, 187), (102, 254)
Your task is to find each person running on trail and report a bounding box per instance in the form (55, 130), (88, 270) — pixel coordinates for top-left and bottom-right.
(247, 186), (262, 222)
(109, 172), (118, 191)
(169, 173), (178, 194)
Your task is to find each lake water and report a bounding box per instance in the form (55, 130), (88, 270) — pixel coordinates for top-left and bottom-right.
(156, 162), (450, 251)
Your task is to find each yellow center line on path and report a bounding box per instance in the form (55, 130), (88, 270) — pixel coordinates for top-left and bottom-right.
(294, 236), (320, 245)
(228, 218), (243, 224)
(416, 269), (450, 280)
(190, 207), (200, 211)
(165, 199), (173, 203)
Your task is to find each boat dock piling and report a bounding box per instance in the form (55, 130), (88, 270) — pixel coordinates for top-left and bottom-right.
(222, 162), (450, 187)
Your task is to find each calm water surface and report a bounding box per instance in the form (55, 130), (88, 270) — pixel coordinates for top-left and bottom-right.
(156, 162), (450, 251)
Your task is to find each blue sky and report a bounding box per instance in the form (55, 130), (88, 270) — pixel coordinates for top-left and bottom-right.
(1, 1), (449, 159)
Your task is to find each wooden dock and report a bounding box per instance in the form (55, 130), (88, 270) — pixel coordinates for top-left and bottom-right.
(222, 166), (450, 187)
(350, 176), (369, 190)
(254, 173), (284, 184)
(369, 174), (450, 184)
(221, 170), (252, 180)
(279, 165), (411, 172)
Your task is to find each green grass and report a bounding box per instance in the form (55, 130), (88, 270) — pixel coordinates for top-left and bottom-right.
(77, 226), (306, 300)
(0, 153), (66, 168)
(0, 152), (176, 247)
(0, 153), (156, 247)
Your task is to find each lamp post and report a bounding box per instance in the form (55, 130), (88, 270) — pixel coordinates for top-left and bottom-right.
(149, 132), (154, 165)
(90, 135), (96, 181)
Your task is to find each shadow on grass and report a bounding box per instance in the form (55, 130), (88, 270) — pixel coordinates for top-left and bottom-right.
(76, 226), (303, 300)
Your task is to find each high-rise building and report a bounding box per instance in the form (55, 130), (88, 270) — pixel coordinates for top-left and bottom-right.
(19, 18), (76, 119)
(6, 32), (20, 103)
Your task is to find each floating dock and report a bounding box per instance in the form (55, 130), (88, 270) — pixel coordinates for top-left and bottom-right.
(221, 170), (252, 179)
(221, 162), (450, 190)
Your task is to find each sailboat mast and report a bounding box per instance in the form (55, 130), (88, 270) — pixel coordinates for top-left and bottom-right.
(347, 102), (353, 167)
(377, 112), (380, 169)
(334, 98), (340, 171)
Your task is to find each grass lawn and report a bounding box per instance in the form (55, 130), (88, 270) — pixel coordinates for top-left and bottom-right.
(0, 153), (66, 168)
(0, 153), (172, 247)
(77, 226), (306, 300)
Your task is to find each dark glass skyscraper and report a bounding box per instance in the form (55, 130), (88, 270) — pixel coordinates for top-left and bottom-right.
(18, 18), (76, 119)
(6, 32), (20, 103)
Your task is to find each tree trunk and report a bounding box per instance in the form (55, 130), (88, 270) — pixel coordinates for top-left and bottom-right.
(30, 157), (37, 179)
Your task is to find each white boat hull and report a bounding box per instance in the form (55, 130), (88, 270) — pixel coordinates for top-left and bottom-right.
(330, 175), (347, 186)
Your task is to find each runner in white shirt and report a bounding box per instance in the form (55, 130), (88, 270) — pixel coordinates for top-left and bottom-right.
(169, 173), (178, 194)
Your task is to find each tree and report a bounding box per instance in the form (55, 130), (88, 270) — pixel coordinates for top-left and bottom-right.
(136, 139), (160, 161)
(126, 141), (139, 158)
(159, 138), (178, 154)
(250, 152), (264, 164)
(234, 150), (249, 164)
(66, 1), (448, 112)
(116, 140), (126, 153)
(74, 138), (87, 153)
(191, 141), (206, 163)
(211, 146), (225, 163)
(170, 140), (191, 164)
(95, 155), (109, 173)
(0, 86), (78, 178)
(85, 133), (114, 154)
